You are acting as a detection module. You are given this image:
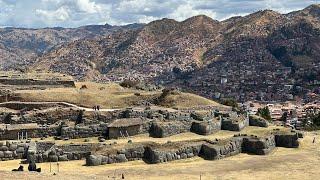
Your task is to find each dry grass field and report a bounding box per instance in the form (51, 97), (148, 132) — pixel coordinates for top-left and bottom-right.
(0, 127), (319, 180)
(13, 82), (225, 109)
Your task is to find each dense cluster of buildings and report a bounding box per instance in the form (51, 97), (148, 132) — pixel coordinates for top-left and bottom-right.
(244, 100), (320, 128)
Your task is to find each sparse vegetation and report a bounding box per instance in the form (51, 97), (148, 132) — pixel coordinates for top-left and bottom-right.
(3, 113), (12, 124)
(257, 107), (272, 121)
(76, 110), (84, 125)
(220, 98), (239, 108)
(119, 79), (140, 88)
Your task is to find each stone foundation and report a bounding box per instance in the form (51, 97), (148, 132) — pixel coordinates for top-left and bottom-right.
(191, 119), (221, 135)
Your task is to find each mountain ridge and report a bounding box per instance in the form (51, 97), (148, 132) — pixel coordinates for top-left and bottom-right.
(3, 4), (320, 102)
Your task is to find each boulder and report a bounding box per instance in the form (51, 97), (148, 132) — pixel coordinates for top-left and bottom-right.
(115, 154), (128, 163)
(0, 146), (8, 151)
(86, 155), (102, 166)
(9, 144), (18, 151)
(4, 151), (13, 158)
(58, 155), (69, 161)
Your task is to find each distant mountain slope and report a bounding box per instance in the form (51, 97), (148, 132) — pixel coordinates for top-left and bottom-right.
(32, 15), (225, 80)
(0, 24), (144, 71)
(7, 5), (320, 101)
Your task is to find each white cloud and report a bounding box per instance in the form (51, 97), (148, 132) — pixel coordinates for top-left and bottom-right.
(169, 3), (217, 21)
(0, 0), (318, 28)
(76, 0), (100, 13)
(36, 6), (70, 21)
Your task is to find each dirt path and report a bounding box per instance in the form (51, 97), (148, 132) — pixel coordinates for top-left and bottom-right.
(0, 101), (119, 112)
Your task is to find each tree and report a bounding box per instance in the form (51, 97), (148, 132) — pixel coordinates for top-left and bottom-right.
(76, 110), (84, 125)
(257, 107), (272, 121)
(311, 113), (320, 127)
(4, 113), (12, 124)
(220, 98), (239, 109)
(280, 112), (288, 122)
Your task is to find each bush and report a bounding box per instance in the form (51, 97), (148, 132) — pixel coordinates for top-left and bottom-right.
(119, 79), (140, 88)
(76, 110), (84, 124)
(220, 98), (239, 108)
(80, 85), (88, 89)
(257, 107), (272, 121)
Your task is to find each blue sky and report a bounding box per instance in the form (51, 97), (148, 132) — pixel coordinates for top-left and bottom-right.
(0, 0), (317, 28)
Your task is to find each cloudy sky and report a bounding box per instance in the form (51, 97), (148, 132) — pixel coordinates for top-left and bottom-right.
(0, 0), (317, 28)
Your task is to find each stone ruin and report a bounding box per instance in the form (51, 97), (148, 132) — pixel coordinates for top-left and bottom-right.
(221, 112), (249, 131)
(0, 100), (298, 167)
(0, 71), (75, 90)
(191, 119), (222, 135)
(86, 130), (303, 166)
(0, 102), (273, 141)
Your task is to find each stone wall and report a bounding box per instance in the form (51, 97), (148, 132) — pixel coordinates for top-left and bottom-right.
(149, 121), (191, 138)
(0, 79), (75, 88)
(191, 119), (221, 135)
(199, 138), (243, 160)
(20, 108), (79, 125)
(143, 142), (203, 164)
(119, 108), (193, 122)
(0, 126), (58, 140)
(0, 141), (28, 161)
(108, 125), (142, 139)
(221, 115), (249, 131)
(274, 133), (299, 148)
(241, 135), (275, 155)
(84, 131), (302, 166)
(86, 145), (145, 166)
(61, 124), (108, 139)
(28, 142), (97, 163)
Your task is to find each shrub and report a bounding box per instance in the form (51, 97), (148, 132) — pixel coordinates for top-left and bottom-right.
(119, 79), (140, 88)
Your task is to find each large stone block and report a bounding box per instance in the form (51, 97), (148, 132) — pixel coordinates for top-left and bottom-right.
(191, 120), (221, 135)
(86, 155), (102, 166)
(58, 155), (69, 161)
(242, 135), (275, 155)
(275, 134), (299, 148)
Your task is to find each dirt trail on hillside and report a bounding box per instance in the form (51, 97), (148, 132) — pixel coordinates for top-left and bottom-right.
(0, 101), (119, 112)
